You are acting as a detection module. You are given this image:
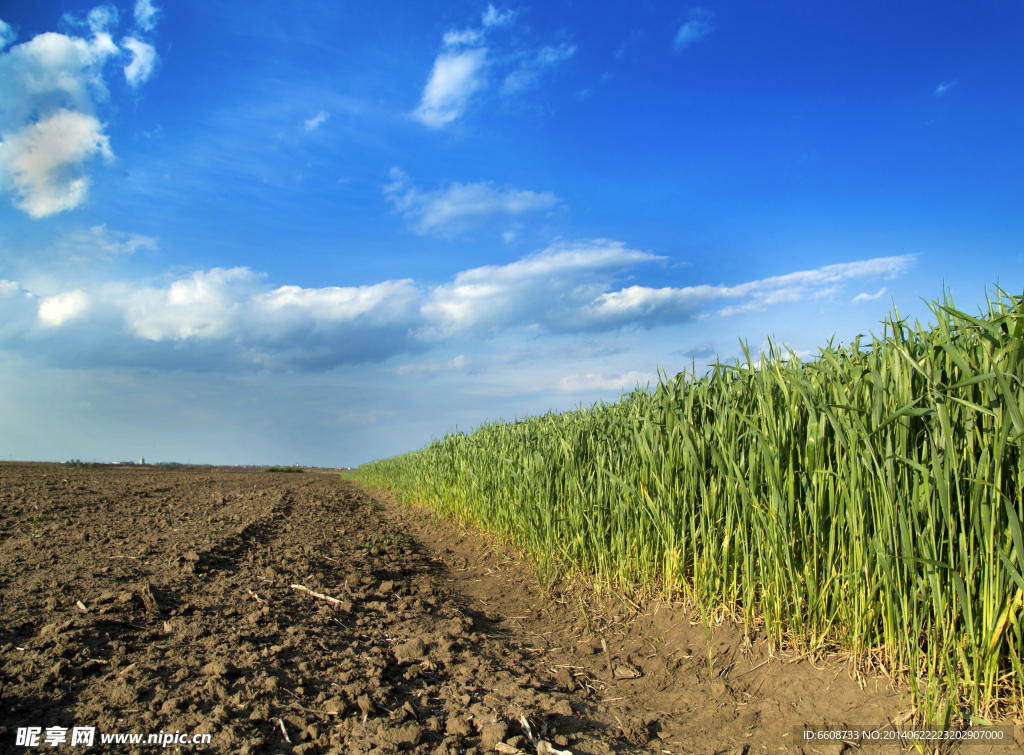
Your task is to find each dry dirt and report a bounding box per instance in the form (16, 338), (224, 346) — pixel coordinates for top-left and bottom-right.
(1, 464), (1020, 754)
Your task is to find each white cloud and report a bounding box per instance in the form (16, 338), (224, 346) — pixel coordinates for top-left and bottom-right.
(0, 280), (25, 297)
(303, 110), (330, 131)
(482, 5), (516, 28)
(119, 267), (263, 340)
(384, 168), (559, 235)
(588, 256), (914, 324)
(38, 290), (90, 326)
(0, 26), (119, 133)
(86, 6), (119, 34)
(420, 240), (662, 337)
(0, 247), (915, 371)
(0, 109), (113, 218)
(0, 20), (16, 52)
(443, 28), (485, 48)
(558, 371), (653, 393)
(934, 79), (956, 97)
(60, 224), (158, 260)
(0, 9), (156, 217)
(503, 43), (576, 95)
(254, 279), (420, 330)
(122, 36), (157, 87)
(413, 48), (488, 128)
(133, 0), (160, 32)
(674, 8), (715, 51)
(851, 287), (887, 304)
(413, 6), (572, 127)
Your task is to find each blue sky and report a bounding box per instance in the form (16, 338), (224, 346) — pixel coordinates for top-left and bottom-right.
(0, 0), (1021, 466)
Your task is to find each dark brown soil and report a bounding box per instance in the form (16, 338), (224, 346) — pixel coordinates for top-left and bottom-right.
(0, 464), (1020, 754)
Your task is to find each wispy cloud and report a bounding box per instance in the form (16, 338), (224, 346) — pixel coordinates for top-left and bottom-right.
(303, 110), (330, 131)
(558, 371), (653, 393)
(133, 0), (160, 33)
(674, 8), (715, 51)
(482, 4), (517, 28)
(851, 287), (887, 304)
(933, 79), (957, 97)
(75, 6), (120, 35)
(0, 20), (16, 52)
(384, 168), (559, 236)
(0, 5), (160, 216)
(413, 47), (489, 128)
(413, 5), (574, 128)
(59, 224), (159, 261)
(615, 30), (644, 59)
(0, 245), (915, 371)
(412, 7), (504, 128)
(587, 255), (913, 322)
(122, 36), (157, 87)
(503, 43), (576, 95)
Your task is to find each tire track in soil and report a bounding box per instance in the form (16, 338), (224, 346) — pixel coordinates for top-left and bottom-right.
(0, 465), (1019, 754)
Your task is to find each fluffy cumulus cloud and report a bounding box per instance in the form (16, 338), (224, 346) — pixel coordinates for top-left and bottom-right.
(419, 241), (658, 337)
(413, 4), (573, 128)
(118, 267), (263, 341)
(0, 245), (915, 371)
(674, 8), (715, 51)
(38, 290), (91, 327)
(384, 168), (559, 235)
(0, 4), (161, 217)
(0, 109), (114, 217)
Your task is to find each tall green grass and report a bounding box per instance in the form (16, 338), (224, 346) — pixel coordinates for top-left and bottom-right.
(360, 289), (1024, 718)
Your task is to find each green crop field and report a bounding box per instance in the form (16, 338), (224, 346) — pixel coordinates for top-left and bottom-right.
(360, 288), (1024, 721)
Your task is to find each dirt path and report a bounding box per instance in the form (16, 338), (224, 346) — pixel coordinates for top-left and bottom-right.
(0, 464), (1019, 754)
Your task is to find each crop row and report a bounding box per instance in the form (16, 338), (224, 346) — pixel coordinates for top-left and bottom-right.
(360, 289), (1024, 719)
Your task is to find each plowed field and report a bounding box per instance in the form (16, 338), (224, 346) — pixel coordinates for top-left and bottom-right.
(1, 464), (1019, 753)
